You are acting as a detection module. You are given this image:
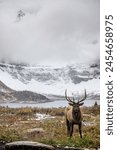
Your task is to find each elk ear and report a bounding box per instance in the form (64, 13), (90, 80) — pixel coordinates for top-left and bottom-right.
(79, 102), (84, 106)
(69, 102), (73, 106)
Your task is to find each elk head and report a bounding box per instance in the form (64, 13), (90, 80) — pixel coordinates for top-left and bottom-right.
(65, 89), (87, 109)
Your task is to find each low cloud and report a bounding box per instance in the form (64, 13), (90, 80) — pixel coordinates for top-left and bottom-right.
(0, 0), (100, 66)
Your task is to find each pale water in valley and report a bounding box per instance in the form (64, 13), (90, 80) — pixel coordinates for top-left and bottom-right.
(0, 99), (99, 108)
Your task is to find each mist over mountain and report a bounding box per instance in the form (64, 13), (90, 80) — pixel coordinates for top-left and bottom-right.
(0, 0), (99, 66)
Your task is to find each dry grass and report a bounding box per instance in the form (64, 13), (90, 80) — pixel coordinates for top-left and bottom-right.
(0, 105), (100, 149)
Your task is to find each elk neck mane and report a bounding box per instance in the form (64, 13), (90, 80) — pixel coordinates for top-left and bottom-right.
(71, 106), (82, 123)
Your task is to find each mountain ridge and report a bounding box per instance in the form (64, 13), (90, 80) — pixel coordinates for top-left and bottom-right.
(0, 62), (100, 96)
(0, 80), (49, 103)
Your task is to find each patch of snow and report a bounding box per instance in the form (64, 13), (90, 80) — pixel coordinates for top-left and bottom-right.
(82, 121), (96, 126)
(35, 113), (55, 120)
(0, 69), (26, 91)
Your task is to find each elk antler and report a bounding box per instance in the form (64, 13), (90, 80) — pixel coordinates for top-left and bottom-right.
(65, 89), (74, 104)
(78, 89), (87, 105)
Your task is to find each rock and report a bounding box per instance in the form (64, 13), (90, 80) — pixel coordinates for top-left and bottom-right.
(0, 142), (5, 150)
(5, 141), (55, 150)
(26, 128), (45, 137)
(27, 128), (45, 134)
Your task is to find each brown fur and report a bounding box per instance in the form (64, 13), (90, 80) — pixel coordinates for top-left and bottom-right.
(65, 104), (83, 138)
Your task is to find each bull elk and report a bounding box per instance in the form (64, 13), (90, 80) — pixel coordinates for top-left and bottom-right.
(65, 89), (87, 138)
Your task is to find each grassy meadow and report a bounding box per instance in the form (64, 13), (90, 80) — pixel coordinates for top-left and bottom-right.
(0, 105), (100, 149)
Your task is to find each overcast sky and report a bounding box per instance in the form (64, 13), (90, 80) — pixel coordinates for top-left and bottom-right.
(0, 0), (100, 66)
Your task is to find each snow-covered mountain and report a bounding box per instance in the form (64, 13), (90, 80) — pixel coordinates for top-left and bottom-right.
(0, 62), (100, 97)
(0, 80), (14, 93)
(0, 80), (49, 103)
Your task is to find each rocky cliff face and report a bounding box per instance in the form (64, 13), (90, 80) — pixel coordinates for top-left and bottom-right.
(0, 62), (100, 96)
(0, 62), (100, 84)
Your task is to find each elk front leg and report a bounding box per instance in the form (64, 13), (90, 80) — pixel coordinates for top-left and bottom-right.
(79, 122), (82, 138)
(66, 119), (70, 136)
(70, 123), (73, 137)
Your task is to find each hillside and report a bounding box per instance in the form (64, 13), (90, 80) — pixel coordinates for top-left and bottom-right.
(0, 80), (49, 103)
